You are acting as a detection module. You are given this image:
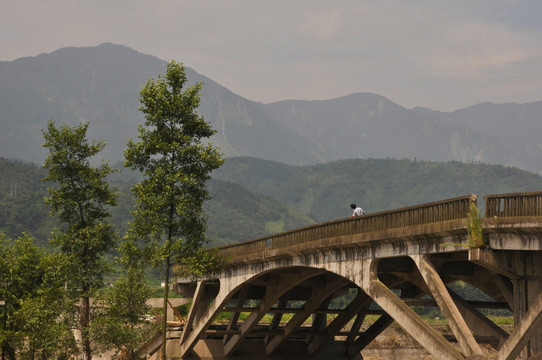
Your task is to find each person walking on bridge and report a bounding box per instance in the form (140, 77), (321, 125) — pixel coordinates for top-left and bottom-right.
(351, 203), (365, 217)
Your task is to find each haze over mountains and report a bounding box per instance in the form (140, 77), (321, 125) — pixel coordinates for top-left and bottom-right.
(1, 43), (541, 174)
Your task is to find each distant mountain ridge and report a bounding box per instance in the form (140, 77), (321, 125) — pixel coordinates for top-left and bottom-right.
(1, 43), (541, 173)
(412, 102), (542, 173)
(263, 94), (517, 166)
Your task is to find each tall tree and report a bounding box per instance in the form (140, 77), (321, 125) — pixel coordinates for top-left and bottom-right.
(42, 120), (118, 360)
(124, 60), (223, 359)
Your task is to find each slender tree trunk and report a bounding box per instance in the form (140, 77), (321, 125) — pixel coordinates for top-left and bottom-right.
(161, 257), (171, 360)
(82, 296), (92, 360)
(1, 307), (6, 360)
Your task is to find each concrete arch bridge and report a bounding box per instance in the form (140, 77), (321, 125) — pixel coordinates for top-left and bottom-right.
(170, 192), (542, 360)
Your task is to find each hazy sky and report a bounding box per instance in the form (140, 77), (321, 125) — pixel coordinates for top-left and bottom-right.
(1, 0), (541, 111)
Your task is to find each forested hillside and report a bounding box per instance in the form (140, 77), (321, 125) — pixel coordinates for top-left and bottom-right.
(204, 179), (314, 246)
(213, 157), (542, 221)
(2, 156), (542, 247)
(0, 158), (314, 247)
(0, 159), (54, 246)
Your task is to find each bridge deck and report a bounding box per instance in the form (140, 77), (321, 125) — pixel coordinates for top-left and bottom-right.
(219, 194), (477, 264)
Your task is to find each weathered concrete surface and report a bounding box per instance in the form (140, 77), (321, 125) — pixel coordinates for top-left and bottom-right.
(412, 254), (485, 357)
(496, 290), (542, 360)
(177, 236), (471, 359)
(175, 238), (541, 359)
(171, 194), (542, 359)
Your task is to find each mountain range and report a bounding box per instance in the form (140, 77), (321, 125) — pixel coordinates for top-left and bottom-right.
(1, 43), (541, 174)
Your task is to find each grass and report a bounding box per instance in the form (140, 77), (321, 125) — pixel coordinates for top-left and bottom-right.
(488, 316), (514, 326)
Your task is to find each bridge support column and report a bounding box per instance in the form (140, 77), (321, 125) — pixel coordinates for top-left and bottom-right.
(472, 248), (542, 358)
(447, 289), (509, 349)
(180, 280), (208, 345)
(356, 258), (467, 360)
(265, 278), (350, 356)
(223, 286), (249, 344)
(496, 290), (542, 360)
(306, 289), (372, 356)
(264, 290), (290, 345)
(510, 252), (542, 358)
(347, 313), (394, 357)
(411, 254), (486, 358)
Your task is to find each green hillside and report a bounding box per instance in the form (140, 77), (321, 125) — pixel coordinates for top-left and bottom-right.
(0, 158), (54, 246)
(213, 157), (542, 221)
(2, 156), (542, 247)
(0, 158), (314, 247)
(204, 179), (315, 246)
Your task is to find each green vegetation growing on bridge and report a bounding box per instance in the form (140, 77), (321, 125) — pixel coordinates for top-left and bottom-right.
(467, 203), (486, 248)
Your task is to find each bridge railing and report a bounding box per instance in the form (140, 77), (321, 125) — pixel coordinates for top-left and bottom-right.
(216, 194), (477, 260)
(485, 191), (542, 218)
